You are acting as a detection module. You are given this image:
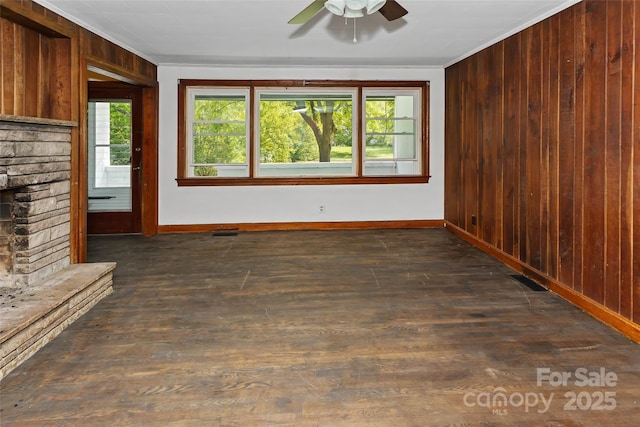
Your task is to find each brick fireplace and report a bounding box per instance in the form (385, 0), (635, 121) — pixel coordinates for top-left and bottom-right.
(0, 115), (115, 380)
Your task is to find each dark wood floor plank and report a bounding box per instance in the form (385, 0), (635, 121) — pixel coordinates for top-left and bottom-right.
(1, 229), (638, 425)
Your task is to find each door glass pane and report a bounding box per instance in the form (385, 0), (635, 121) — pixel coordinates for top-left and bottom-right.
(88, 100), (132, 211)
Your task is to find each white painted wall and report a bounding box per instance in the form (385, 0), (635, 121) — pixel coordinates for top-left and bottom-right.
(158, 66), (445, 226)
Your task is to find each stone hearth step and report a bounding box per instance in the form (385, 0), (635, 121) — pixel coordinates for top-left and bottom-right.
(0, 262), (115, 381)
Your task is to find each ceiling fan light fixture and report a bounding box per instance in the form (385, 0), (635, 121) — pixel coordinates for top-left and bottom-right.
(345, 0), (368, 9)
(366, 0), (386, 14)
(343, 6), (364, 18)
(290, 0), (407, 25)
(324, 0), (345, 16)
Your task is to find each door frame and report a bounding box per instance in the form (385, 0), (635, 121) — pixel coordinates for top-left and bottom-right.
(87, 83), (143, 234)
(73, 61), (158, 262)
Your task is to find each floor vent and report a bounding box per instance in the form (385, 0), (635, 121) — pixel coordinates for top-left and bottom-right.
(511, 275), (548, 292)
(212, 230), (239, 237)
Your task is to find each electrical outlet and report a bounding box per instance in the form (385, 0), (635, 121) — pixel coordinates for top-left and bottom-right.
(319, 205), (325, 214)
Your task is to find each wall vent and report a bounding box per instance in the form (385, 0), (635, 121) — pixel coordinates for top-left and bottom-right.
(511, 274), (548, 292)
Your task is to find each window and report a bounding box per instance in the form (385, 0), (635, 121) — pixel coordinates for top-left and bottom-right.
(257, 89), (356, 177)
(364, 90), (421, 176)
(88, 99), (132, 211)
(178, 80), (429, 185)
(187, 88), (250, 178)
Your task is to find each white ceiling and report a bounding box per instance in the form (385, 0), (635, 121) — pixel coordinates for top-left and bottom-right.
(35, 0), (580, 68)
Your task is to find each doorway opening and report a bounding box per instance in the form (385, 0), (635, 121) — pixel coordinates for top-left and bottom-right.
(87, 83), (143, 234)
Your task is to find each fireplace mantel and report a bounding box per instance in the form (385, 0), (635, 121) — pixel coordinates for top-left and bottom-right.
(0, 114), (77, 128)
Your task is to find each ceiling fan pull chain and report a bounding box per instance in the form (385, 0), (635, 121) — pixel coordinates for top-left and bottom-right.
(353, 18), (358, 43)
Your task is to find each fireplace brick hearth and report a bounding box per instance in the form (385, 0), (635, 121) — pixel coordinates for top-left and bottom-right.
(1, 115), (115, 381)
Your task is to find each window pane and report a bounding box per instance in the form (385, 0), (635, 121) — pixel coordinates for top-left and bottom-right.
(193, 135), (246, 163)
(365, 134), (395, 159)
(87, 100), (132, 212)
(194, 121), (246, 136)
(364, 92), (420, 176)
(193, 166), (219, 177)
(193, 123), (246, 164)
(258, 93), (355, 177)
(108, 102), (132, 166)
(194, 96), (245, 121)
(189, 91), (249, 177)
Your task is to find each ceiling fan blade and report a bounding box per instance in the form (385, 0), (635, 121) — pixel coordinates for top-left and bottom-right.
(378, 0), (408, 21)
(288, 0), (326, 24)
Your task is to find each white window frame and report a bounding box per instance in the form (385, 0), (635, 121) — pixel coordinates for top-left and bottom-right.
(362, 88), (422, 177)
(254, 87), (359, 178)
(186, 87), (251, 178)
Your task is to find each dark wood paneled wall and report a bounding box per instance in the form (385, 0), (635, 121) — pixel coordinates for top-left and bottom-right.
(445, 0), (640, 338)
(0, 16), (72, 120)
(80, 27), (156, 87)
(1, 0), (159, 262)
(1, 0), (157, 120)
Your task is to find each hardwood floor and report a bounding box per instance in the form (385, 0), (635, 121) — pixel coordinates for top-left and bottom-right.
(1, 229), (639, 426)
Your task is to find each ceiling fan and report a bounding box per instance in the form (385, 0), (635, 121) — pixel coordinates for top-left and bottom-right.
(288, 0), (408, 25)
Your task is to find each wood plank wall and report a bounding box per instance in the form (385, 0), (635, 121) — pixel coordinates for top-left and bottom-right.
(0, 17), (72, 120)
(80, 26), (156, 87)
(0, 0), (157, 121)
(445, 0), (640, 335)
(1, 0), (158, 262)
